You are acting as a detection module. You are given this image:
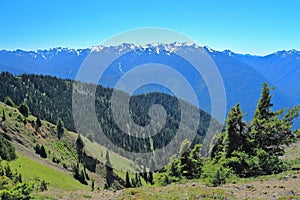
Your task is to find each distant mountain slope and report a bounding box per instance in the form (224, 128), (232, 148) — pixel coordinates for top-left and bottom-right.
(230, 50), (300, 104)
(0, 48), (89, 78)
(0, 44), (299, 125)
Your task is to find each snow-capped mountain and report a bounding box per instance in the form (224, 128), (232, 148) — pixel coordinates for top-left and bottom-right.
(0, 44), (299, 124)
(0, 48), (89, 78)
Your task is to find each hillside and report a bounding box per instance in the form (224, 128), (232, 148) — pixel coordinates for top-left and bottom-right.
(0, 72), (221, 160)
(0, 101), (142, 198)
(1, 83), (300, 199)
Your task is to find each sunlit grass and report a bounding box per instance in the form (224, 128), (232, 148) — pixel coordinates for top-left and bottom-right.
(7, 154), (89, 191)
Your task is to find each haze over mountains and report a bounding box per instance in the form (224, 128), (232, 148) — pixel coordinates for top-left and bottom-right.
(0, 43), (299, 124)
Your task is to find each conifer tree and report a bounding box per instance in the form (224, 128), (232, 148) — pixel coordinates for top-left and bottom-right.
(36, 117), (42, 127)
(211, 83), (300, 177)
(4, 164), (13, 179)
(76, 134), (84, 160)
(40, 145), (47, 158)
(211, 104), (246, 159)
(225, 104), (246, 157)
(19, 103), (29, 117)
(125, 171), (131, 187)
(148, 171), (154, 185)
(249, 83), (298, 156)
(2, 110), (5, 121)
(56, 118), (65, 140)
(105, 150), (114, 188)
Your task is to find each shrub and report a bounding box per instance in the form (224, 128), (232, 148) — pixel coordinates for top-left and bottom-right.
(201, 160), (234, 187)
(18, 103), (29, 118)
(0, 134), (17, 161)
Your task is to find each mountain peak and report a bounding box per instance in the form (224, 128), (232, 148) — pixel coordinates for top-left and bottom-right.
(222, 49), (235, 56)
(274, 49), (300, 56)
(203, 46), (215, 53)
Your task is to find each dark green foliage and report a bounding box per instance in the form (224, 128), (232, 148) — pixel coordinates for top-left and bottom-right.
(141, 166), (147, 182)
(248, 83), (298, 155)
(158, 141), (203, 185)
(105, 150), (112, 167)
(210, 104), (246, 160)
(225, 104), (246, 158)
(0, 134), (16, 161)
(2, 110), (5, 121)
(76, 134), (84, 162)
(4, 96), (15, 107)
(125, 172), (131, 188)
(135, 173), (141, 187)
(170, 141), (203, 180)
(72, 163), (79, 179)
(72, 163), (87, 185)
(0, 182), (32, 200)
(211, 83), (300, 177)
(35, 144), (41, 154)
(4, 164), (13, 179)
(105, 150), (114, 188)
(76, 134), (84, 153)
(19, 103), (29, 118)
(201, 159), (234, 187)
(36, 117), (42, 127)
(35, 144), (47, 158)
(39, 180), (48, 192)
(79, 170), (87, 184)
(91, 179), (95, 191)
(129, 173), (141, 188)
(148, 171), (154, 185)
(52, 156), (61, 164)
(40, 145), (47, 158)
(56, 118), (65, 140)
(15, 173), (22, 184)
(0, 162), (4, 176)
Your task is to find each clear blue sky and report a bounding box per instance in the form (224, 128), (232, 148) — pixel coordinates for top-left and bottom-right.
(0, 0), (299, 55)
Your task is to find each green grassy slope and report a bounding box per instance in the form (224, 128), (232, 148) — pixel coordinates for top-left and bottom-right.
(6, 154), (88, 191)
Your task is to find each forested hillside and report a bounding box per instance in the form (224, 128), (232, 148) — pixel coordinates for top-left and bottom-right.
(0, 72), (221, 165)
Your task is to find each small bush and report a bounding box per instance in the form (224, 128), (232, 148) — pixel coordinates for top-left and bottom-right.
(19, 103), (29, 118)
(39, 180), (48, 191)
(201, 160), (235, 187)
(0, 134), (17, 161)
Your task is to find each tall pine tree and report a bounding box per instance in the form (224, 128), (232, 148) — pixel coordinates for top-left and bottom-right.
(211, 104), (246, 159)
(105, 150), (114, 188)
(56, 118), (65, 140)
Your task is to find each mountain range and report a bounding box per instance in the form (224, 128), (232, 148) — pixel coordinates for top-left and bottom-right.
(0, 43), (299, 125)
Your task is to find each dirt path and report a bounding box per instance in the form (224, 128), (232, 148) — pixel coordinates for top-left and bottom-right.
(221, 175), (300, 199)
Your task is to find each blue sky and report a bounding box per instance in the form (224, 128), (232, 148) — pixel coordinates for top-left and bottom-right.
(0, 0), (299, 55)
